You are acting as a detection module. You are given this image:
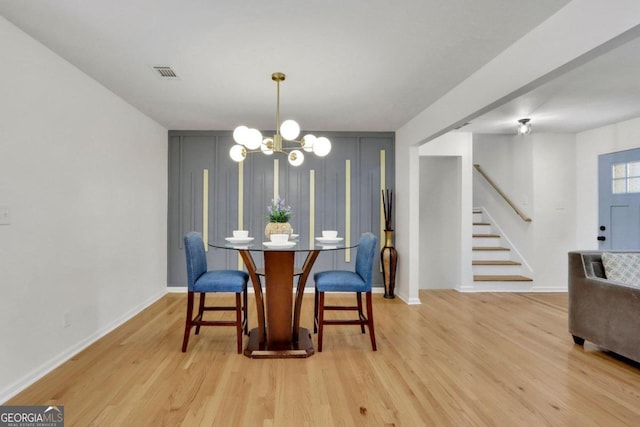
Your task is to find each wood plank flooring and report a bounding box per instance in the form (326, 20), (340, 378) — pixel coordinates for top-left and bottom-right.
(6, 291), (640, 426)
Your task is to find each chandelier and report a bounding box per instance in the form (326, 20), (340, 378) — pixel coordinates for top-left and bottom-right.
(229, 72), (331, 166)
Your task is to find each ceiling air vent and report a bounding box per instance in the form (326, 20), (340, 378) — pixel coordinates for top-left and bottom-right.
(152, 66), (180, 80)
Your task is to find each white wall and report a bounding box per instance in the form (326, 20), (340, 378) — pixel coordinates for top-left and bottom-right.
(475, 122), (640, 290)
(473, 134), (534, 264)
(576, 116), (640, 248)
(473, 133), (576, 290)
(411, 122), (640, 293)
(419, 156), (461, 289)
(395, 0), (640, 302)
(418, 133), (474, 292)
(0, 18), (168, 401)
(532, 134), (577, 289)
(420, 121), (640, 293)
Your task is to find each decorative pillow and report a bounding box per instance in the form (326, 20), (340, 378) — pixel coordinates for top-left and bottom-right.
(601, 253), (640, 288)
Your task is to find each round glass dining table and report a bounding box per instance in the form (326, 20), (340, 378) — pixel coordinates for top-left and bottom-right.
(209, 238), (358, 358)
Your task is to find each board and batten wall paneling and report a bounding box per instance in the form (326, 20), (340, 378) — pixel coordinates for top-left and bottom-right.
(345, 159), (352, 263)
(167, 131), (395, 286)
(236, 161), (244, 269)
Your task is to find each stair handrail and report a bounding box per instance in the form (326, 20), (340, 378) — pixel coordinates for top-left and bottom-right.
(474, 164), (532, 222)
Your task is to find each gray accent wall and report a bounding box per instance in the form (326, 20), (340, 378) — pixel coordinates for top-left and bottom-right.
(168, 130), (395, 287)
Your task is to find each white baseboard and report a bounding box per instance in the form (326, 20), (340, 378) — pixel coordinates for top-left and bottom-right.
(530, 286), (568, 292)
(166, 285), (188, 293)
(0, 289), (167, 404)
(398, 294), (422, 305)
(459, 282), (536, 292)
(457, 283), (567, 292)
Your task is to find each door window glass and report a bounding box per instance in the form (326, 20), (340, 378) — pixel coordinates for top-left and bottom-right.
(612, 161), (640, 194)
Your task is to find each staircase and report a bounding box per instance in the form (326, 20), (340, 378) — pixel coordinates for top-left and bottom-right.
(472, 209), (533, 290)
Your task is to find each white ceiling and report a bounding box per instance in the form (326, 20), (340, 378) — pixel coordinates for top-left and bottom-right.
(463, 32), (640, 134)
(3, 0), (637, 135)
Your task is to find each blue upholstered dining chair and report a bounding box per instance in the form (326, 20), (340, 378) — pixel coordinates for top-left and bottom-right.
(182, 232), (249, 353)
(313, 232), (378, 351)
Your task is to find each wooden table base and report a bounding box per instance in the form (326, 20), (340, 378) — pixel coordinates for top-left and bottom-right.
(238, 249), (321, 359)
(244, 327), (315, 359)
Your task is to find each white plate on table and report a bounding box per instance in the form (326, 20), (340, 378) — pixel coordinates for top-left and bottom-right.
(225, 237), (255, 244)
(290, 234), (299, 239)
(315, 237), (343, 244)
(262, 241), (297, 248)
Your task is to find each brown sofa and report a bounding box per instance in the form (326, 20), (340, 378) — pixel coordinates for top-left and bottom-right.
(568, 251), (640, 363)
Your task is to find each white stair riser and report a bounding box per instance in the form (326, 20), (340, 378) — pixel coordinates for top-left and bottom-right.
(472, 208), (532, 285)
(473, 224), (492, 234)
(473, 237), (501, 247)
(472, 250), (511, 261)
(473, 265), (522, 275)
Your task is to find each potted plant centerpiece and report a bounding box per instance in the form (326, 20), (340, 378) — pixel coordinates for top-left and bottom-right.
(265, 197), (293, 239)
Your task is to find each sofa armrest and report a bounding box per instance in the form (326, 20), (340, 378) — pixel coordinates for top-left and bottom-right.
(568, 251), (640, 362)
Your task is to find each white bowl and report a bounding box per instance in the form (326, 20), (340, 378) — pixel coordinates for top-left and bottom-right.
(270, 233), (289, 244)
(322, 230), (338, 239)
(233, 230), (249, 238)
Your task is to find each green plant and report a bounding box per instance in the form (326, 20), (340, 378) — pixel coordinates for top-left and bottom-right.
(267, 197), (292, 223)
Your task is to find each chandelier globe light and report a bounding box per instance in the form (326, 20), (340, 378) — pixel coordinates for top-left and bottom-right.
(229, 72), (331, 166)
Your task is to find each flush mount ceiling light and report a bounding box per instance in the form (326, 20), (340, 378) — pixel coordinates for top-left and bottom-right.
(517, 118), (532, 135)
(229, 72), (331, 166)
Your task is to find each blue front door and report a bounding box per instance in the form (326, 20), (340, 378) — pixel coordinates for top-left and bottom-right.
(598, 148), (640, 250)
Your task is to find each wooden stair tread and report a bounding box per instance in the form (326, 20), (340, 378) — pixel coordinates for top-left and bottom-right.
(473, 246), (510, 251)
(472, 260), (521, 266)
(471, 212), (531, 283)
(474, 275), (533, 282)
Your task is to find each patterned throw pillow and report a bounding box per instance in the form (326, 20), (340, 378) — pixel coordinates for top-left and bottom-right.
(601, 253), (640, 288)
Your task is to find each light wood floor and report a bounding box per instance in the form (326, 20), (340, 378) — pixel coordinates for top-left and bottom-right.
(6, 291), (640, 426)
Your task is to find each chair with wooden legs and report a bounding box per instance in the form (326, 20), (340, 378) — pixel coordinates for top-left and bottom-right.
(182, 231), (249, 353)
(313, 232), (378, 351)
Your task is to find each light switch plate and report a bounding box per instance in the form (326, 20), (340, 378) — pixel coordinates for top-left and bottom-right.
(0, 206), (10, 225)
